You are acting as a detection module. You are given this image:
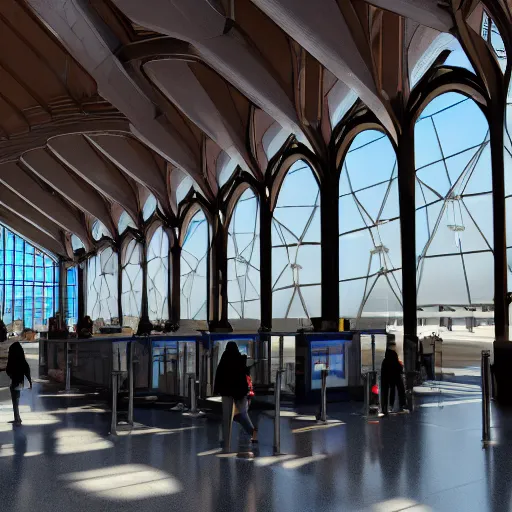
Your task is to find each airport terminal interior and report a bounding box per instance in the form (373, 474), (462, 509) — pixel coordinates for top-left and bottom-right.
(0, 0), (512, 510)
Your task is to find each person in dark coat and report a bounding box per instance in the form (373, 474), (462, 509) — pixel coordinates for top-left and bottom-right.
(380, 347), (406, 415)
(214, 342), (256, 451)
(6, 341), (32, 425)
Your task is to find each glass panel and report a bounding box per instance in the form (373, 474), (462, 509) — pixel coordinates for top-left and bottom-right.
(118, 211), (136, 235)
(147, 227), (169, 322)
(180, 210), (208, 320)
(92, 220), (113, 241)
(71, 235), (85, 251)
(272, 160), (321, 320)
(339, 130), (402, 329)
(410, 33), (475, 88)
(143, 194), (158, 221)
(121, 238), (143, 331)
(416, 93), (494, 338)
(227, 189), (260, 320)
(66, 266), (78, 329)
(87, 247), (119, 329)
(0, 226), (59, 333)
(481, 11), (507, 73)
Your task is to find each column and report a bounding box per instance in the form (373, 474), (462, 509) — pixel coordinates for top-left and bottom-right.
(320, 168), (339, 331)
(259, 190), (272, 331)
(209, 214), (231, 331)
(397, 123), (418, 374)
(137, 238), (152, 335)
(58, 258), (66, 328)
(490, 91), (512, 404)
(170, 242), (181, 326)
(77, 261), (86, 322)
(117, 248), (123, 326)
(489, 97), (509, 342)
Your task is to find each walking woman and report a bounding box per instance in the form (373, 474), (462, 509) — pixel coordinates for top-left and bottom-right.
(6, 341), (32, 425)
(214, 342), (257, 452)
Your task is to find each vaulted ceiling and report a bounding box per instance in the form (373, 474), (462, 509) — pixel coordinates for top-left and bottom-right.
(0, 0), (508, 259)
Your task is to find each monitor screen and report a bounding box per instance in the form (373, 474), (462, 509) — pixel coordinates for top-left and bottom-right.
(311, 339), (346, 389)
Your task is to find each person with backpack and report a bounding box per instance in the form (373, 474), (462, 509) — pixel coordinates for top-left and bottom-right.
(214, 342), (257, 452)
(6, 341), (32, 426)
(381, 344), (406, 415)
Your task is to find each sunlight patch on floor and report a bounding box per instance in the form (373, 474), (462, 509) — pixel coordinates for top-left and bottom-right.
(116, 425), (200, 437)
(253, 454), (296, 467)
(370, 498), (433, 511)
(54, 428), (113, 454)
(281, 454), (327, 469)
(292, 421), (345, 434)
(60, 464), (182, 500)
(419, 398), (481, 408)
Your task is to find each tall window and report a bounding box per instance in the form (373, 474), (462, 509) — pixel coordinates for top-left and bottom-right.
(227, 188), (260, 320)
(118, 211), (136, 234)
(272, 160), (321, 320)
(147, 226), (169, 322)
(180, 210), (208, 320)
(87, 247), (118, 327)
(143, 194), (158, 221)
(339, 130), (402, 326)
(0, 227), (59, 332)
(121, 238), (143, 330)
(66, 266), (78, 329)
(415, 93), (493, 319)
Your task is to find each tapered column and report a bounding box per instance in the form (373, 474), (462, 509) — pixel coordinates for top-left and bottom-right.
(489, 97), (509, 342)
(170, 243), (181, 325)
(137, 238), (152, 334)
(397, 124), (418, 373)
(260, 191), (272, 331)
(77, 262), (86, 321)
(320, 170), (339, 331)
(209, 215), (231, 331)
(58, 258), (66, 326)
(117, 248), (123, 326)
(490, 91), (512, 404)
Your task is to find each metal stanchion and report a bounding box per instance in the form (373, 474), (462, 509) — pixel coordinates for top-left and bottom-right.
(319, 368), (328, 422)
(128, 342), (134, 426)
(110, 371), (123, 435)
(481, 350), (491, 443)
(273, 369), (284, 455)
(65, 341), (71, 392)
(189, 374), (198, 414)
(279, 335), (284, 370)
(363, 371), (378, 417)
(371, 334), (376, 373)
(182, 343), (188, 397)
(363, 373), (370, 417)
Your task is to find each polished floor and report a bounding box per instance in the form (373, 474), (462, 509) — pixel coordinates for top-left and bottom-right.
(0, 364), (510, 512)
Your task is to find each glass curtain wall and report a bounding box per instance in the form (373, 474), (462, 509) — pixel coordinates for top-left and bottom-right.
(0, 227), (59, 333)
(147, 226), (169, 322)
(415, 92), (494, 336)
(180, 210), (208, 320)
(87, 247), (119, 328)
(272, 160), (321, 320)
(121, 238), (143, 331)
(227, 188), (260, 320)
(338, 130), (402, 330)
(66, 266), (78, 329)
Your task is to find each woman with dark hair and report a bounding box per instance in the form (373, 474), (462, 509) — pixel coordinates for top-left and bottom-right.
(214, 342), (257, 452)
(6, 341), (32, 425)
(380, 346), (406, 415)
